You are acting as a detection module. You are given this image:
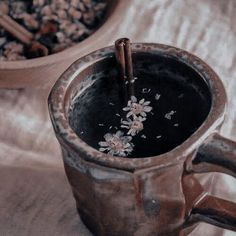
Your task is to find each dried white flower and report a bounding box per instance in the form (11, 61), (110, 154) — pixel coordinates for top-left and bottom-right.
(123, 96), (152, 118)
(98, 131), (133, 157)
(56, 32), (66, 43)
(131, 77), (138, 83)
(0, 37), (6, 47)
(155, 93), (161, 100)
(142, 88), (151, 93)
(121, 116), (146, 136)
(4, 42), (23, 53)
(165, 110), (176, 120)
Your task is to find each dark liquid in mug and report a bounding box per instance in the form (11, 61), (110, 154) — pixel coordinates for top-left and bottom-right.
(69, 54), (211, 158)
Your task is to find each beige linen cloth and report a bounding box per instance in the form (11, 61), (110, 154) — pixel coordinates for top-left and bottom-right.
(0, 0), (236, 235)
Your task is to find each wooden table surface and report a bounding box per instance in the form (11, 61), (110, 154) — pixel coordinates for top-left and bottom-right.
(0, 0), (236, 235)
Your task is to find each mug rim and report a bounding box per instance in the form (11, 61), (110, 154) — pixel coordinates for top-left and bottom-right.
(48, 43), (227, 171)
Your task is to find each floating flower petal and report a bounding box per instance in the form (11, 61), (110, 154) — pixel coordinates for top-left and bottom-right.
(121, 116), (146, 136)
(123, 96), (152, 118)
(98, 131), (133, 157)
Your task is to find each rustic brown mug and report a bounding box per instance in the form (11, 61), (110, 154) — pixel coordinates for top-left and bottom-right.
(48, 43), (236, 236)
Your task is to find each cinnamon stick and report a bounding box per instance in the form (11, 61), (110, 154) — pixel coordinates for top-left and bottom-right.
(0, 13), (48, 56)
(115, 38), (134, 101)
(115, 39), (126, 80)
(123, 38), (134, 96)
(0, 14), (33, 45)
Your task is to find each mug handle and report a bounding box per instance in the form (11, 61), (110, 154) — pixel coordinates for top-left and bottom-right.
(184, 133), (236, 232)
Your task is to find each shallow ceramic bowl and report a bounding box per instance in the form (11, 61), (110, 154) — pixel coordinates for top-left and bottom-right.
(0, 0), (129, 89)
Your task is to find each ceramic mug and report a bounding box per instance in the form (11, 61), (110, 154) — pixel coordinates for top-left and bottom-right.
(48, 43), (236, 236)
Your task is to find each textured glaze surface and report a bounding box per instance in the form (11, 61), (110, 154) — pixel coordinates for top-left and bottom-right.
(68, 54), (212, 157)
(48, 44), (236, 235)
(49, 43), (226, 171)
(1, 0), (236, 235)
